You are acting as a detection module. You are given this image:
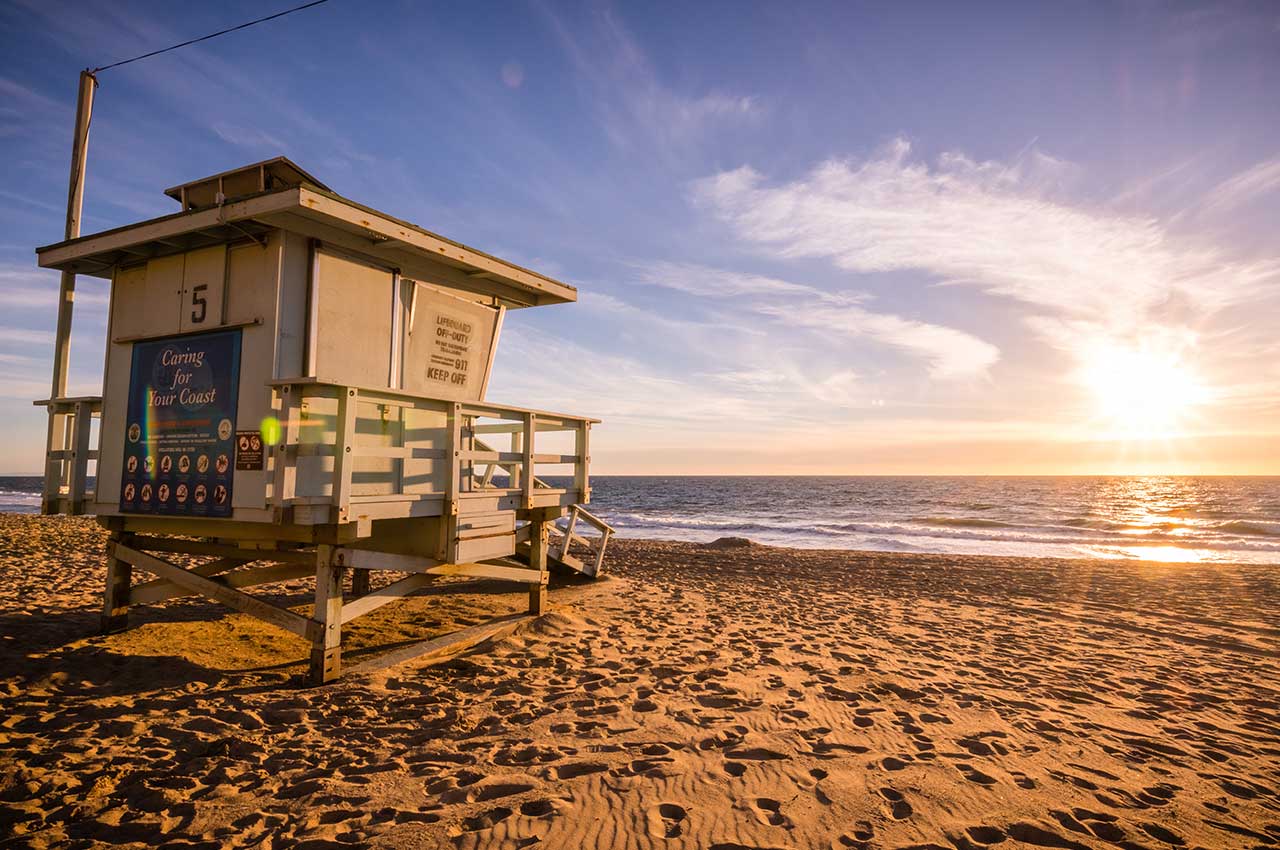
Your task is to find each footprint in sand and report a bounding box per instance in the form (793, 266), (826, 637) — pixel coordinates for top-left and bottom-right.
(965, 824), (1007, 845)
(648, 802), (687, 838)
(461, 807), (513, 832)
(878, 787), (913, 820)
(1138, 784), (1178, 806)
(1010, 771), (1037, 789)
(1138, 822), (1186, 845)
(956, 763), (999, 786)
(441, 781), (533, 804)
(724, 746), (788, 761)
(748, 797), (791, 828)
(959, 737), (996, 756)
(519, 799), (567, 818)
(834, 820), (876, 848)
(474, 783), (534, 802)
(544, 762), (608, 780)
(806, 768), (834, 805)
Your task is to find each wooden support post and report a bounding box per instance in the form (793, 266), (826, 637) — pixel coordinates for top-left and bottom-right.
(528, 577), (547, 616)
(310, 544), (344, 684)
(41, 409), (67, 514)
(527, 507), (554, 615)
(444, 402), (463, 560)
(101, 533), (131, 633)
(69, 401), (92, 514)
(575, 421), (591, 504)
(522, 413), (536, 508)
(510, 428), (523, 491)
(272, 384), (302, 514)
(350, 567), (371, 597)
(332, 388), (357, 523)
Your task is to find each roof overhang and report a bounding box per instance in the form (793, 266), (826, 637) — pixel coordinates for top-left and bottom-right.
(35, 186), (576, 308)
(164, 156), (330, 209)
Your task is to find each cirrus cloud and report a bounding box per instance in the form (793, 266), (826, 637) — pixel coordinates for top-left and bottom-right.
(639, 261), (999, 380)
(692, 139), (1276, 338)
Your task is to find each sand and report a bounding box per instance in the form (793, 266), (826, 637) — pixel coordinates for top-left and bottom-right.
(1, 514), (1278, 849)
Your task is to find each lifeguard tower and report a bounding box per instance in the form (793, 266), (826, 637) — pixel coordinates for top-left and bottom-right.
(34, 157), (612, 683)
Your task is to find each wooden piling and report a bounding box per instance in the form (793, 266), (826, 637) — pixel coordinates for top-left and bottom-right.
(310, 545), (344, 684)
(100, 533), (130, 634)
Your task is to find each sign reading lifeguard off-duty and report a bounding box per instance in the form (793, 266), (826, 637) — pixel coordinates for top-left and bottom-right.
(34, 157), (613, 683)
(119, 329), (242, 518)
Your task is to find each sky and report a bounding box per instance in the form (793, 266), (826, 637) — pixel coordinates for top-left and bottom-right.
(1, 0), (1278, 475)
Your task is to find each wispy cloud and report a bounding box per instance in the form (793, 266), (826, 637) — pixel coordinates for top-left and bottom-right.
(692, 139), (1278, 352)
(537, 3), (761, 160)
(639, 261), (999, 380)
(635, 263), (830, 299)
(0, 327), (55, 346)
(0, 265), (109, 309)
(1202, 156), (1280, 214)
(212, 123), (288, 152)
(490, 325), (767, 432)
(0, 76), (66, 139)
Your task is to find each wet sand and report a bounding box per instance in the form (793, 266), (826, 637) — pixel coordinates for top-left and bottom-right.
(2, 514), (1278, 849)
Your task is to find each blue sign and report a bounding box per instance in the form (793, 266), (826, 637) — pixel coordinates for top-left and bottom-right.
(119, 329), (242, 517)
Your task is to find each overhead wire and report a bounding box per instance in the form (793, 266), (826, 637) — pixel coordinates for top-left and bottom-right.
(91, 0), (331, 73)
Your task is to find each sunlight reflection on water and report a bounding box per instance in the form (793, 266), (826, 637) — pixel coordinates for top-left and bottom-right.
(567, 475), (1280, 564)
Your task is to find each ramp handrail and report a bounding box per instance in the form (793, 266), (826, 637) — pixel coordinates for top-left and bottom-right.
(550, 503), (614, 577)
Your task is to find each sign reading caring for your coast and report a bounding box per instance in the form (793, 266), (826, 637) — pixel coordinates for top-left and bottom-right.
(119, 329), (242, 517)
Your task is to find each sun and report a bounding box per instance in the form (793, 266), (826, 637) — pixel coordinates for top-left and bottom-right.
(1079, 341), (1209, 438)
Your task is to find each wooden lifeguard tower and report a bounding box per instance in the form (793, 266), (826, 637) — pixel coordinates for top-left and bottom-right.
(34, 157), (612, 683)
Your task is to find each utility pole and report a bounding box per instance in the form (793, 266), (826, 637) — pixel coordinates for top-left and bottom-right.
(50, 69), (96, 400)
(39, 70), (95, 514)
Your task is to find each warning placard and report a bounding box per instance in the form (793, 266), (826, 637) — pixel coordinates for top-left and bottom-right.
(235, 431), (264, 471)
(403, 283), (499, 401)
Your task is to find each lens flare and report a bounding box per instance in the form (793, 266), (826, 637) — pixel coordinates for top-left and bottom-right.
(260, 416), (282, 446)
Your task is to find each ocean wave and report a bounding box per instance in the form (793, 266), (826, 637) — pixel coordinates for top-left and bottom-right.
(859, 536), (927, 551)
(1061, 517), (1195, 534)
(912, 516), (1018, 529)
(607, 515), (1280, 556)
(1211, 520), (1280, 538)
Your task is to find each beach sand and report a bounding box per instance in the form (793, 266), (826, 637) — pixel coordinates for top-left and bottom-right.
(1, 514), (1278, 849)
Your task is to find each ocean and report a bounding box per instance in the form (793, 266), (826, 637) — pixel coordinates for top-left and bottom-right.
(4, 475), (1278, 564)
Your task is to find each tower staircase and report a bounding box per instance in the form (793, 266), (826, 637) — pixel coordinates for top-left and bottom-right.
(472, 436), (613, 577)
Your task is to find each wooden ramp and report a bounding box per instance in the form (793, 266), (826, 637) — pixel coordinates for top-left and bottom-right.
(470, 434), (614, 577)
(515, 504), (614, 578)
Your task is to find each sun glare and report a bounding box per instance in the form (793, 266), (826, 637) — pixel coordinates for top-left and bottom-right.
(1080, 342), (1209, 438)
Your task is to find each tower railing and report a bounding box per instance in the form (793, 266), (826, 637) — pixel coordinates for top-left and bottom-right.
(34, 395), (102, 515)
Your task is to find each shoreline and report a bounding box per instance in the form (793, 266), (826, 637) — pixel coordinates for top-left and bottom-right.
(1, 509), (1275, 569)
(606, 532), (1271, 567)
(2, 515), (1278, 848)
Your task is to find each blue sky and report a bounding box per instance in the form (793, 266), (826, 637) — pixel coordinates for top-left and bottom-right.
(1, 0), (1278, 474)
